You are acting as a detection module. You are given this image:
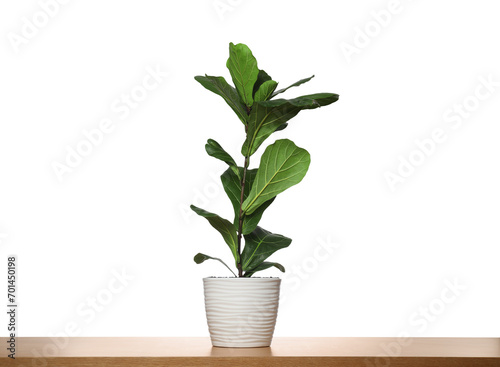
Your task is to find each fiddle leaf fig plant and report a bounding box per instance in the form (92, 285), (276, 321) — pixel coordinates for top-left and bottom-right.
(192, 42), (339, 277)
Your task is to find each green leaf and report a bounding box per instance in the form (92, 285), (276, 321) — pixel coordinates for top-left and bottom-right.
(271, 75), (315, 98)
(252, 69), (272, 97)
(205, 139), (240, 179)
(194, 75), (247, 124)
(242, 139), (310, 215)
(241, 227), (291, 272)
(226, 42), (259, 108)
(221, 167), (254, 227)
(254, 80), (278, 102)
(190, 205), (239, 265)
(242, 100), (300, 156)
(244, 262), (285, 277)
(220, 167), (274, 234)
(264, 93), (339, 109)
(242, 93), (339, 156)
(194, 253), (237, 277)
(275, 123), (288, 132)
(241, 198), (274, 235)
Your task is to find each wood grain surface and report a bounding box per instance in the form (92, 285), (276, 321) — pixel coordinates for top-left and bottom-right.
(2, 337), (499, 366)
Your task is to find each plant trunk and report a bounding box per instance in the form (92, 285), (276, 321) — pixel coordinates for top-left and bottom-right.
(236, 156), (249, 277)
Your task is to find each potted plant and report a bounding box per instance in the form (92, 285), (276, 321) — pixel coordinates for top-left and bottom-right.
(191, 42), (339, 348)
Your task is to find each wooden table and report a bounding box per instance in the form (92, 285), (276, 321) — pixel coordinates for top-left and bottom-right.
(3, 337), (499, 366)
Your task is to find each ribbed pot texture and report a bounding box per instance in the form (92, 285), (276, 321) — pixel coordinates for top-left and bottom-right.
(203, 277), (281, 348)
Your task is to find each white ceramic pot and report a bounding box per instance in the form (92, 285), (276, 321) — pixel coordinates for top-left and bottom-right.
(203, 277), (281, 348)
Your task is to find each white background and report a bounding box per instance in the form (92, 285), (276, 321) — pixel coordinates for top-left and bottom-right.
(1, 0), (499, 339)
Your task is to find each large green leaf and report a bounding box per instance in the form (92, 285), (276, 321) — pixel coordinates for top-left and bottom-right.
(226, 42), (259, 108)
(221, 167), (254, 226)
(242, 101), (300, 156)
(194, 75), (247, 124)
(266, 93), (339, 109)
(242, 93), (339, 156)
(241, 198), (274, 235)
(190, 205), (239, 264)
(205, 139), (240, 179)
(194, 253), (237, 277)
(242, 139), (310, 215)
(252, 69), (272, 97)
(271, 75), (315, 98)
(241, 227), (291, 272)
(254, 80), (278, 102)
(244, 262), (285, 277)
(275, 123), (288, 131)
(220, 167), (274, 234)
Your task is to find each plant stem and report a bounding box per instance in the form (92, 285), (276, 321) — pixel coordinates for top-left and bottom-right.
(236, 155), (249, 277)
(236, 117), (251, 277)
